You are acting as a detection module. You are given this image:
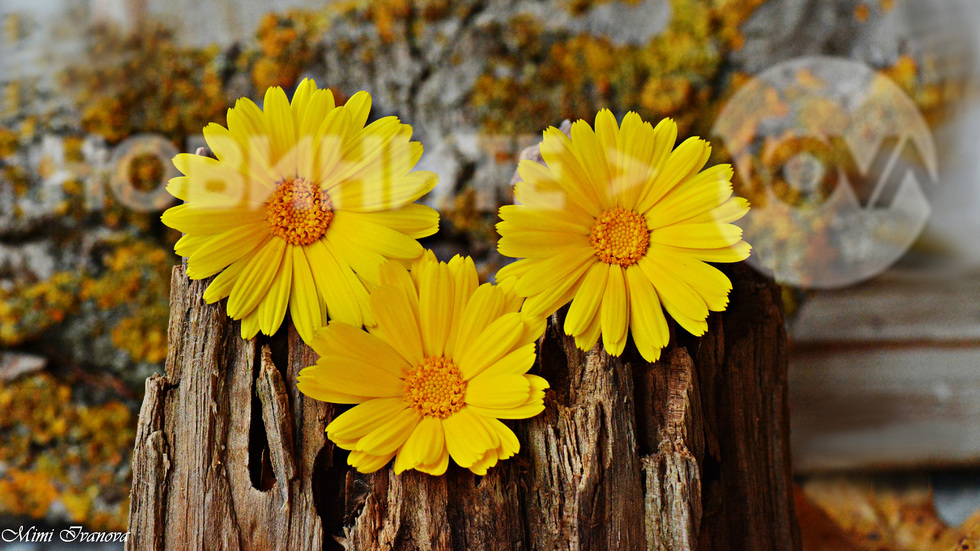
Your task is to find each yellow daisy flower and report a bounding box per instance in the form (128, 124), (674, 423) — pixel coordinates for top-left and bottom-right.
(297, 253), (548, 476)
(496, 110), (751, 362)
(162, 79), (439, 343)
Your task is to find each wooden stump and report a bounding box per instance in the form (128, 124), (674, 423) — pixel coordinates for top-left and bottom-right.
(127, 258), (800, 550)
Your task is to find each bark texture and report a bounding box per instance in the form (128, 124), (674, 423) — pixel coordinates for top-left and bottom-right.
(128, 261), (799, 550)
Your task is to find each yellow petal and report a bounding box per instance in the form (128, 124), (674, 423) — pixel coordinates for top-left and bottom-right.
(520, 266), (587, 319)
(498, 230), (590, 259)
(465, 375), (531, 409)
(362, 203), (439, 239)
(650, 244), (732, 311)
(451, 284), (506, 359)
(184, 223), (268, 279)
(456, 312), (525, 380)
(539, 127), (603, 212)
(202, 252), (251, 304)
(371, 285), (425, 366)
(329, 211), (425, 260)
(511, 248), (594, 297)
(445, 255), (479, 355)
(356, 408), (420, 455)
(297, 366), (371, 404)
(662, 240), (752, 264)
(466, 403), (545, 420)
(419, 260), (454, 357)
(308, 359), (405, 398)
(343, 90), (372, 132)
(416, 446), (449, 475)
(162, 203), (265, 235)
(172, 150), (266, 205)
(615, 112), (657, 209)
(327, 397), (408, 441)
(650, 222), (743, 250)
(638, 255), (708, 323)
(240, 311), (261, 340)
(304, 240), (365, 327)
(442, 415), (478, 468)
(514, 160), (595, 217)
(324, 228), (385, 287)
(476, 343), (536, 378)
(646, 164), (734, 229)
(684, 196), (750, 225)
(600, 265), (629, 356)
(497, 204), (592, 235)
(289, 247), (325, 344)
(173, 233), (210, 258)
(299, 88), (336, 139)
(256, 246), (293, 336)
(574, 301), (602, 351)
(468, 447), (498, 476)
(225, 239), (286, 319)
(311, 322), (411, 377)
(225, 97), (278, 185)
(394, 416), (444, 473)
(564, 262), (608, 336)
(263, 86), (296, 164)
(625, 265), (669, 362)
(332, 170), (438, 213)
(444, 408), (494, 455)
(289, 78), (316, 129)
(569, 119), (612, 207)
(638, 137), (710, 213)
(484, 418), (520, 459)
(348, 450), (395, 473)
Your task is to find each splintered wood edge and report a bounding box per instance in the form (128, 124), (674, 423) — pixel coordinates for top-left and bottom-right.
(256, 345), (299, 502)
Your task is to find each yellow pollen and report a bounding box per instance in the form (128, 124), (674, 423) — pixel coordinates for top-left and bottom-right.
(265, 177), (333, 246)
(403, 356), (467, 419)
(589, 207), (650, 267)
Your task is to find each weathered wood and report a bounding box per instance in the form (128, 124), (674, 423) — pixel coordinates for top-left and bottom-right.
(127, 259), (800, 550)
(126, 265), (330, 550)
(790, 269), (980, 472)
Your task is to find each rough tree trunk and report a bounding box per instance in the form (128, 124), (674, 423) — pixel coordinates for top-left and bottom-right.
(127, 258), (800, 550)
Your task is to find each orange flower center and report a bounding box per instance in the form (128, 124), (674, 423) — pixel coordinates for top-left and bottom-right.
(589, 207), (650, 267)
(265, 177), (333, 246)
(404, 356), (467, 419)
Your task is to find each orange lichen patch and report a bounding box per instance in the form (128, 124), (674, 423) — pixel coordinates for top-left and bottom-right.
(0, 237), (170, 367)
(469, 0), (769, 137)
(0, 272), (82, 346)
(0, 374), (134, 530)
(565, 0), (643, 16)
(0, 126), (18, 157)
(251, 10), (322, 90)
(854, 4), (871, 23)
(366, 0), (411, 42)
(0, 469), (60, 519)
(67, 22), (228, 144)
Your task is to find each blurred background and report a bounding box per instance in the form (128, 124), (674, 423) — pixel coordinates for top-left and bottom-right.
(1, 0), (979, 548)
